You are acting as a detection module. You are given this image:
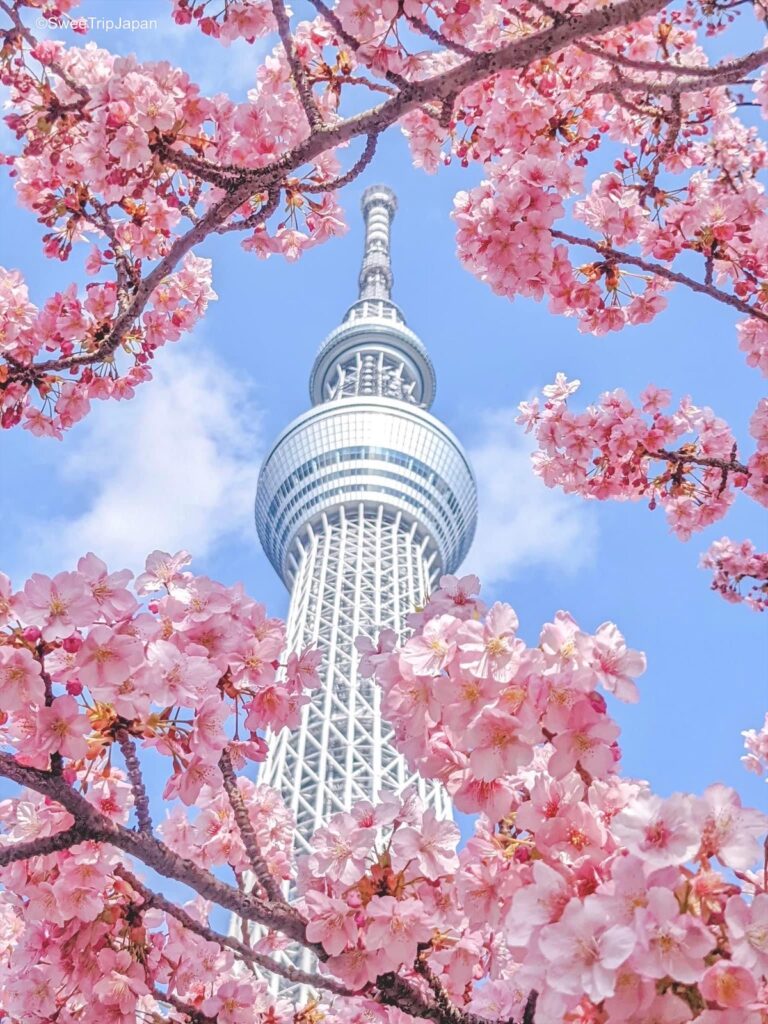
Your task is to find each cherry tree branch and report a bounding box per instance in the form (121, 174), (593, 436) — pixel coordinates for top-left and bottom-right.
(218, 748), (287, 905)
(0, 746), (502, 1024)
(215, 187), (281, 235)
(649, 446), (749, 477)
(116, 864), (356, 998)
(306, 0), (410, 90)
(2, 0), (669, 391)
(0, 824), (91, 866)
(414, 958), (493, 1024)
(549, 228), (768, 325)
(581, 41), (768, 92)
(0, 0), (89, 102)
(116, 728), (153, 834)
(405, 11), (478, 58)
(0, 750), (312, 947)
(152, 987), (216, 1024)
(302, 132), (378, 192)
(271, 0), (324, 129)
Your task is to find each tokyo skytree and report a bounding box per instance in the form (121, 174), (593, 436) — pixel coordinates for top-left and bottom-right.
(255, 184), (478, 855)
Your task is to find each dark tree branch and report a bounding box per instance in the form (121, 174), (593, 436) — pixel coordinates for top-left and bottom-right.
(271, 0), (324, 129)
(0, 824), (92, 866)
(152, 986), (216, 1024)
(3, 0), (674, 395)
(303, 133), (378, 192)
(116, 728), (153, 834)
(550, 228), (768, 326)
(117, 864), (355, 998)
(581, 41), (768, 92)
(218, 748), (288, 905)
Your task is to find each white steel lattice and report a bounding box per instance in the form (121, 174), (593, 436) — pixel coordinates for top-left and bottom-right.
(234, 185), (478, 996)
(260, 503), (450, 851)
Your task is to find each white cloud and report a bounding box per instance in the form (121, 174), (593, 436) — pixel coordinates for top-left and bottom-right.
(463, 409), (598, 587)
(31, 343), (262, 575)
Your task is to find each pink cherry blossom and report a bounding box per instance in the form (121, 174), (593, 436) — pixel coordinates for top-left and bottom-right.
(308, 813), (374, 885)
(75, 625), (144, 690)
(303, 892), (359, 955)
(390, 809), (460, 880)
(93, 948), (149, 1013)
(0, 647), (45, 711)
(590, 622), (646, 703)
(401, 614), (458, 675)
(633, 888), (715, 983)
(365, 895), (433, 971)
(537, 896), (636, 1002)
(16, 571), (96, 641)
(613, 792), (706, 867)
(76, 553), (138, 620)
(725, 894), (768, 973)
(699, 783), (768, 869)
(134, 550), (192, 594)
(457, 602), (520, 683)
(700, 962), (758, 1008)
(188, 695), (229, 762)
(466, 706), (533, 781)
(32, 695), (90, 762)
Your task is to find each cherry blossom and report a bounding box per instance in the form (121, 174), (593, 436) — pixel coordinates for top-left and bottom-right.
(523, 380), (767, 607)
(742, 714), (768, 779)
(0, 555), (764, 1023)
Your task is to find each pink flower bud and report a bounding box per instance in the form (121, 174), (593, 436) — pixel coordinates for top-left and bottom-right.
(66, 680), (83, 696)
(22, 626), (41, 644)
(588, 692), (607, 715)
(62, 634), (83, 654)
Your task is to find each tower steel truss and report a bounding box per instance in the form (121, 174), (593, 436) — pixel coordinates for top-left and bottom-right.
(243, 186), (478, 988)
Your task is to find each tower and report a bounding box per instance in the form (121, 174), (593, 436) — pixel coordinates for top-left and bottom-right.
(255, 185), (478, 854)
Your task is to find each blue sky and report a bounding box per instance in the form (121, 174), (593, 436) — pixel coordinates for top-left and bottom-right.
(0, 0), (766, 832)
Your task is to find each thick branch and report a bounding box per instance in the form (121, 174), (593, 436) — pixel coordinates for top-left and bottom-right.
(414, 959), (491, 1024)
(550, 228), (768, 325)
(116, 728), (153, 834)
(649, 447), (749, 476)
(5, 0), (670, 387)
(0, 824), (92, 866)
(117, 865), (355, 998)
(581, 41), (768, 93)
(271, 0), (323, 129)
(218, 749), (287, 905)
(0, 750), (314, 949)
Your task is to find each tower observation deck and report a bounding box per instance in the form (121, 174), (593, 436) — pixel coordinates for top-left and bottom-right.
(255, 185), (478, 854)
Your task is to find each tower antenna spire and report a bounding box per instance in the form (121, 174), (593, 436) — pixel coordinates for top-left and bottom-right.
(358, 184), (397, 301)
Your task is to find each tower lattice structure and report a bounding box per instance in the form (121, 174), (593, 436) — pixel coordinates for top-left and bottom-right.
(255, 184), (478, 859)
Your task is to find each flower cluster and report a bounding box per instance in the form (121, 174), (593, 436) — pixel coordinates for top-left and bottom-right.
(0, 256), (215, 438)
(0, 550), (323, 1022)
(340, 575), (768, 1024)
(0, 550), (319, 800)
(0, 561), (765, 1024)
(358, 573), (644, 816)
(518, 375), (762, 542)
(518, 376), (768, 607)
(0, 24), (346, 435)
(743, 714), (768, 780)
(700, 538), (768, 612)
(1, 0), (767, 441)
